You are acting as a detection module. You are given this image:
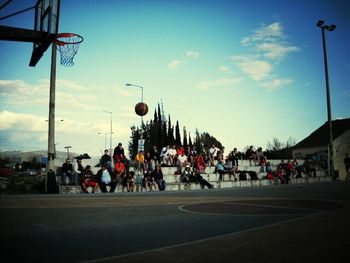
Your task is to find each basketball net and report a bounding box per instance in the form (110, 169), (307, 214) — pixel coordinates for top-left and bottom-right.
(55, 33), (84, 67)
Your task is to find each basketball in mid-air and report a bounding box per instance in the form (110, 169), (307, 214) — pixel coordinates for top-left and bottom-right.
(135, 102), (148, 116)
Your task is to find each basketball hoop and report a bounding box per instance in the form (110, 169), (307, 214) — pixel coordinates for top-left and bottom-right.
(54, 33), (83, 67)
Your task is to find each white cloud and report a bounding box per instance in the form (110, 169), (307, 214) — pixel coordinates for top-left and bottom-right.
(256, 42), (299, 59)
(218, 66), (231, 73)
(186, 50), (199, 59)
(230, 22), (298, 87)
(235, 58), (273, 80)
(241, 22), (283, 45)
(168, 59), (186, 70)
(197, 78), (242, 91)
(0, 111), (46, 132)
(260, 78), (293, 90)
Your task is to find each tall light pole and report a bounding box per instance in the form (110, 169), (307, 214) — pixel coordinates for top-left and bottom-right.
(64, 146), (72, 159)
(125, 83), (145, 140)
(103, 111), (113, 154)
(126, 83), (143, 103)
(316, 20), (336, 179)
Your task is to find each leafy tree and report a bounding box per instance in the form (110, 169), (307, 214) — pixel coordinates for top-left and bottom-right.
(265, 137), (297, 159)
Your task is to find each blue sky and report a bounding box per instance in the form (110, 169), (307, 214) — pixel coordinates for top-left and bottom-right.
(0, 0), (349, 157)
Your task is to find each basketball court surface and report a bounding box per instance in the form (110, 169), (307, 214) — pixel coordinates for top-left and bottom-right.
(1, 182), (349, 263)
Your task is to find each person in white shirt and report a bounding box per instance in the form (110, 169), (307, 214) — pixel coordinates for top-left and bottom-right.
(160, 145), (170, 165)
(209, 144), (220, 166)
(176, 151), (188, 174)
(168, 145), (177, 166)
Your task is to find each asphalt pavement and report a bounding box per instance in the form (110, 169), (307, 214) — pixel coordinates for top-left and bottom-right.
(0, 181), (349, 263)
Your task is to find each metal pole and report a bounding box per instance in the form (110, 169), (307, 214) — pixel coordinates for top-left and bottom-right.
(46, 41), (57, 192)
(110, 112), (112, 153)
(320, 27), (334, 179)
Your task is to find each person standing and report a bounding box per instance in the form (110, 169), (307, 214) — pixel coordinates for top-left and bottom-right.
(113, 142), (129, 173)
(100, 149), (112, 174)
(73, 159), (84, 186)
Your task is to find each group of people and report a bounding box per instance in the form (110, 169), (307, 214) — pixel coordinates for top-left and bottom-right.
(60, 142), (168, 193)
(60, 142), (330, 193)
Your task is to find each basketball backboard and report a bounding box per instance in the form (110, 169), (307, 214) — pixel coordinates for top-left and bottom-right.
(29, 0), (60, 66)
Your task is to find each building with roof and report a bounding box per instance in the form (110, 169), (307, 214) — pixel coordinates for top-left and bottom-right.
(292, 118), (350, 180)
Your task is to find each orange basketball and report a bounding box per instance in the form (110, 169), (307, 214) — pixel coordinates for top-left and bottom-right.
(135, 102), (148, 116)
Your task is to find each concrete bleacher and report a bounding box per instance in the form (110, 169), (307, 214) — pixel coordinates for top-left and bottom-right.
(58, 159), (330, 194)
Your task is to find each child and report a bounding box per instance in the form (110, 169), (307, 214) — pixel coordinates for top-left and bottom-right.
(135, 172), (143, 192)
(126, 171), (135, 192)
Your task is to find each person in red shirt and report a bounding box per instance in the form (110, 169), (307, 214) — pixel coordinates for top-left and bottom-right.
(195, 154), (206, 174)
(81, 165), (99, 193)
(114, 159), (126, 191)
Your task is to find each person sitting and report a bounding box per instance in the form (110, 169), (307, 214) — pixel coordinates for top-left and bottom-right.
(135, 150), (146, 174)
(181, 164), (192, 183)
(61, 158), (73, 185)
(114, 159), (126, 191)
(143, 168), (154, 191)
(276, 166), (285, 184)
(245, 145), (256, 166)
(126, 171), (135, 192)
(195, 153), (206, 174)
(209, 144), (220, 166)
(135, 172), (143, 192)
(265, 162), (274, 180)
(168, 145), (177, 166)
(215, 160), (231, 181)
(144, 152), (152, 172)
(160, 145), (170, 166)
(176, 151), (189, 174)
(192, 168), (213, 189)
(150, 145), (160, 166)
(97, 164), (116, 193)
(229, 148), (239, 167)
(189, 145), (197, 167)
(81, 165), (99, 193)
(255, 147), (266, 166)
(152, 164), (165, 191)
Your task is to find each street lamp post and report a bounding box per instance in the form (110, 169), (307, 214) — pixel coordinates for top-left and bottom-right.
(64, 146), (72, 159)
(125, 83), (145, 139)
(316, 20), (336, 179)
(126, 83), (143, 102)
(45, 118), (64, 192)
(103, 111), (113, 154)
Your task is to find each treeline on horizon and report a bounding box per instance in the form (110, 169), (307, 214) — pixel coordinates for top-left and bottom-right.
(128, 103), (223, 158)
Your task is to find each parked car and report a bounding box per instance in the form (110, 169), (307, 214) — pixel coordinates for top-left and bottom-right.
(0, 168), (13, 177)
(18, 169), (39, 176)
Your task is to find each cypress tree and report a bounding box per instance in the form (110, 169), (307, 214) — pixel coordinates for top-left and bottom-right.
(183, 126), (188, 147)
(188, 132), (193, 147)
(175, 121), (181, 147)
